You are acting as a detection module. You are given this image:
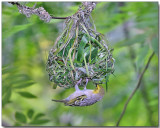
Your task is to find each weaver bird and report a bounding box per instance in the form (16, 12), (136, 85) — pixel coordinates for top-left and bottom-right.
(52, 78), (105, 106)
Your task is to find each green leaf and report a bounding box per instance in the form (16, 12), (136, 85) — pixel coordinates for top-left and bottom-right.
(2, 84), (8, 96)
(27, 109), (34, 119)
(2, 66), (17, 75)
(68, 48), (75, 70)
(54, 21), (74, 56)
(105, 75), (110, 92)
(84, 46), (90, 63)
(59, 38), (74, 57)
(90, 37), (103, 48)
(83, 54), (89, 76)
(91, 48), (98, 62)
(34, 113), (45, 120)
(30, 119), (50, 125)
(151, 37), (158, 55)
(2, 87), (12, 107)
(85, 47), (99, 63)
(3, 23), (33, 39)
(14, 122), (22, 126)
(15, 112), (27, 123)
(13, 82), (35, 89)
(82, 33), (103, 48)
(18, 92), (37, 98)
(136, 45), (149, 69)
(5, 74), (32, 84)
(77, 35), (88, 62)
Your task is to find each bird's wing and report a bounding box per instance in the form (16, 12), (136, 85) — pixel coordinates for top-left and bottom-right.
(65, 94), (87, 106)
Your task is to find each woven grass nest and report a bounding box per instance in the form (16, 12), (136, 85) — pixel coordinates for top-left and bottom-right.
(46, 4), (115, 89)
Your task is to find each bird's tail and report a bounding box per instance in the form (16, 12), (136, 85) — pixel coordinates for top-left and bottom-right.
(52, 99), (65, 103)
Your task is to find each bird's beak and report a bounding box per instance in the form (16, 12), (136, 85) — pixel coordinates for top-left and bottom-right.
(97, 85), (100, 89)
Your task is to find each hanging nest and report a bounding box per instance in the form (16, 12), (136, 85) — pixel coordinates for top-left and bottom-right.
(46, 3), (115, 89)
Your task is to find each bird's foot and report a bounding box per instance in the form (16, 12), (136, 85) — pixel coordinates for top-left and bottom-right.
(75, 78), (82, 90)
(84, 78), (88, 90)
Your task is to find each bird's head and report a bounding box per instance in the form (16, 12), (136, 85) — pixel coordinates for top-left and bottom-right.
(93, 85), (105, 96)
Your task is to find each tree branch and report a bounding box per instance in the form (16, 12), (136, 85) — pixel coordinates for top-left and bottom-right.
(116, 52), (155, 126)
(8, 2), (70, 22)
(8, 2), (97, 22)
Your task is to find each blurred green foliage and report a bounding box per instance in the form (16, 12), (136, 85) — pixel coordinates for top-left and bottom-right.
(2, 2), (158, 126)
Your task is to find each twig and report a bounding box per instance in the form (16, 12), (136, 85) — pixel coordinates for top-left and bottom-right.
(116, 52), (155, 126)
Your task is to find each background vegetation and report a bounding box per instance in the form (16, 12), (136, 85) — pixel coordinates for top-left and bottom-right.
(2, 2), (158, 126)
